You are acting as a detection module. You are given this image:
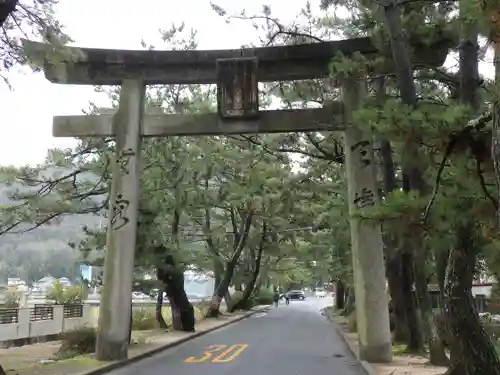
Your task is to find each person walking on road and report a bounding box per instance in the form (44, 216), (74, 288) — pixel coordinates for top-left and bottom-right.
(284, 293), (290, 305)
(273, 289), (280, 307)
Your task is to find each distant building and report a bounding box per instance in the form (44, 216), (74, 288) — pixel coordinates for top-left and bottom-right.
(79, 265), (91, 281)
(35, 276), (73, 291)
(7, 277), (25, 286)
(36, 276), (56, 291)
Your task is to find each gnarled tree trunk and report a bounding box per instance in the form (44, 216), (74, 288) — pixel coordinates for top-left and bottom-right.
(253, 260), (269, 296)
(155, 287), (167, 329)
(155, 208), (195, 332)
(159, 253), (195, 332)
(379, 135), (408, 341)
(399, 249), (425, 353)
(341, 286), (355, 316)
(230, 222), (267, 312)
(207, 258), (239, 317)
(386, 252), (408, 341)
(414, 250), (448, 365)
(206, 206), (254, 317)
(444, 219), (500, 375)
(335, 280), (345, 310)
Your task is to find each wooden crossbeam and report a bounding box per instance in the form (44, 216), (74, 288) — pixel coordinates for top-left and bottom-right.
(53, 105), (344, 138)
(22, 38), (453, 85)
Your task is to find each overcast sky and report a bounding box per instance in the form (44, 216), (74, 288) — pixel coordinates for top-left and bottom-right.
(0, 0), (495, 167)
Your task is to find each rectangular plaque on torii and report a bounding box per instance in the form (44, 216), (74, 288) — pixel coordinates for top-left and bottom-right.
(216, 57), (259, 120)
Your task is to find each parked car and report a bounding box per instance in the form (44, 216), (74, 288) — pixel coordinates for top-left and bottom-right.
(315, 288), (327, 298)
(286, 290), (305, 301)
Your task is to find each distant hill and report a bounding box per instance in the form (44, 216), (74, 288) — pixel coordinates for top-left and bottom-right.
(0, 166), (105, 282)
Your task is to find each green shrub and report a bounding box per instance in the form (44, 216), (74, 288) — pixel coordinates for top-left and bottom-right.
(58, 325), (97, 357)
(47, 281), (87, 305)
(4, 288), (20, 308)
(253, 289), (274, 305)
(132, 307), (157, 330)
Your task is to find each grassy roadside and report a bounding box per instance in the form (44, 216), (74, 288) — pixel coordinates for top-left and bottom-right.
(325, 305), (500, 357)
(324, 306), (416, 357)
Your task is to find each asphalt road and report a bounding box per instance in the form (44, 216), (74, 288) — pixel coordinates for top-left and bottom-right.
(108, 296), (365, 375)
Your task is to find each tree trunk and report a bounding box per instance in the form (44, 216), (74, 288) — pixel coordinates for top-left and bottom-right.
(386, 252), (408, 342)
(229, 273), (257, 311)
(206, 258), (239, 317)
(155, 289), (167, 329)
(214, 260), (223, 287)
(341, 287), (355, 316)
(435, 247), (451, 348)
(253, 261), (269, 295)
(336, 280), (345, 310)
(400, 251), (425, 353)
(379, 135), (407, 341)
(157, 250), (195, 332)
(229, 229), (266, 312)
(444, 220), (500, 375)
(206, 207), (254, 317)
(413, 251), (449, 366)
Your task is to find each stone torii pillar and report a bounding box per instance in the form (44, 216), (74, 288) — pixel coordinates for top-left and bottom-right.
(96, 79), (145, 360)
(342, 78), (392, 362)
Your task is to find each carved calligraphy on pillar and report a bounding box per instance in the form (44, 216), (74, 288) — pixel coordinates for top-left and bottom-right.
(117, 148), (135, 175)
(353, 188), (375, 209)
(111, 193), (130, 230)
(350, 140), (371, 168)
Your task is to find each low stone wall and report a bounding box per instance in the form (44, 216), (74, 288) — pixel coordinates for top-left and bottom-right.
(0, 304), (92, 347)
(0, 299), (212, 347)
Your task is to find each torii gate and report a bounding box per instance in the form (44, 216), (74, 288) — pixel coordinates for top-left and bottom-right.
(23, 36), (450, 363)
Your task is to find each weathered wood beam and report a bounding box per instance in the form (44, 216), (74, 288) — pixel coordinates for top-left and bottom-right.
(22, 38), (453, 85)
(53, 106), (344, 138)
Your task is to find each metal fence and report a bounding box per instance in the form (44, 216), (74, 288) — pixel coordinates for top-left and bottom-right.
(30, 305), (54, 321)
(0, 308), (18, 324)
(63, 304), (83, 318)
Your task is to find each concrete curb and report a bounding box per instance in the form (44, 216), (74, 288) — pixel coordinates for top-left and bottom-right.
(323, 308), (377, 375)
(76, 306), (271, 375)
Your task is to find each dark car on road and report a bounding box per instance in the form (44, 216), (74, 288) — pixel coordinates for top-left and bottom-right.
(286, 290), (305, 301)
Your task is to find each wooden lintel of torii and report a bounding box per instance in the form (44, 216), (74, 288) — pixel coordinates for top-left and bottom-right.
(52, 105), (344, 138)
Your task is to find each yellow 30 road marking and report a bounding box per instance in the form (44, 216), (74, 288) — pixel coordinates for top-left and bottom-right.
(212, 344), (248, 363)
(184, 344), (248, 363)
